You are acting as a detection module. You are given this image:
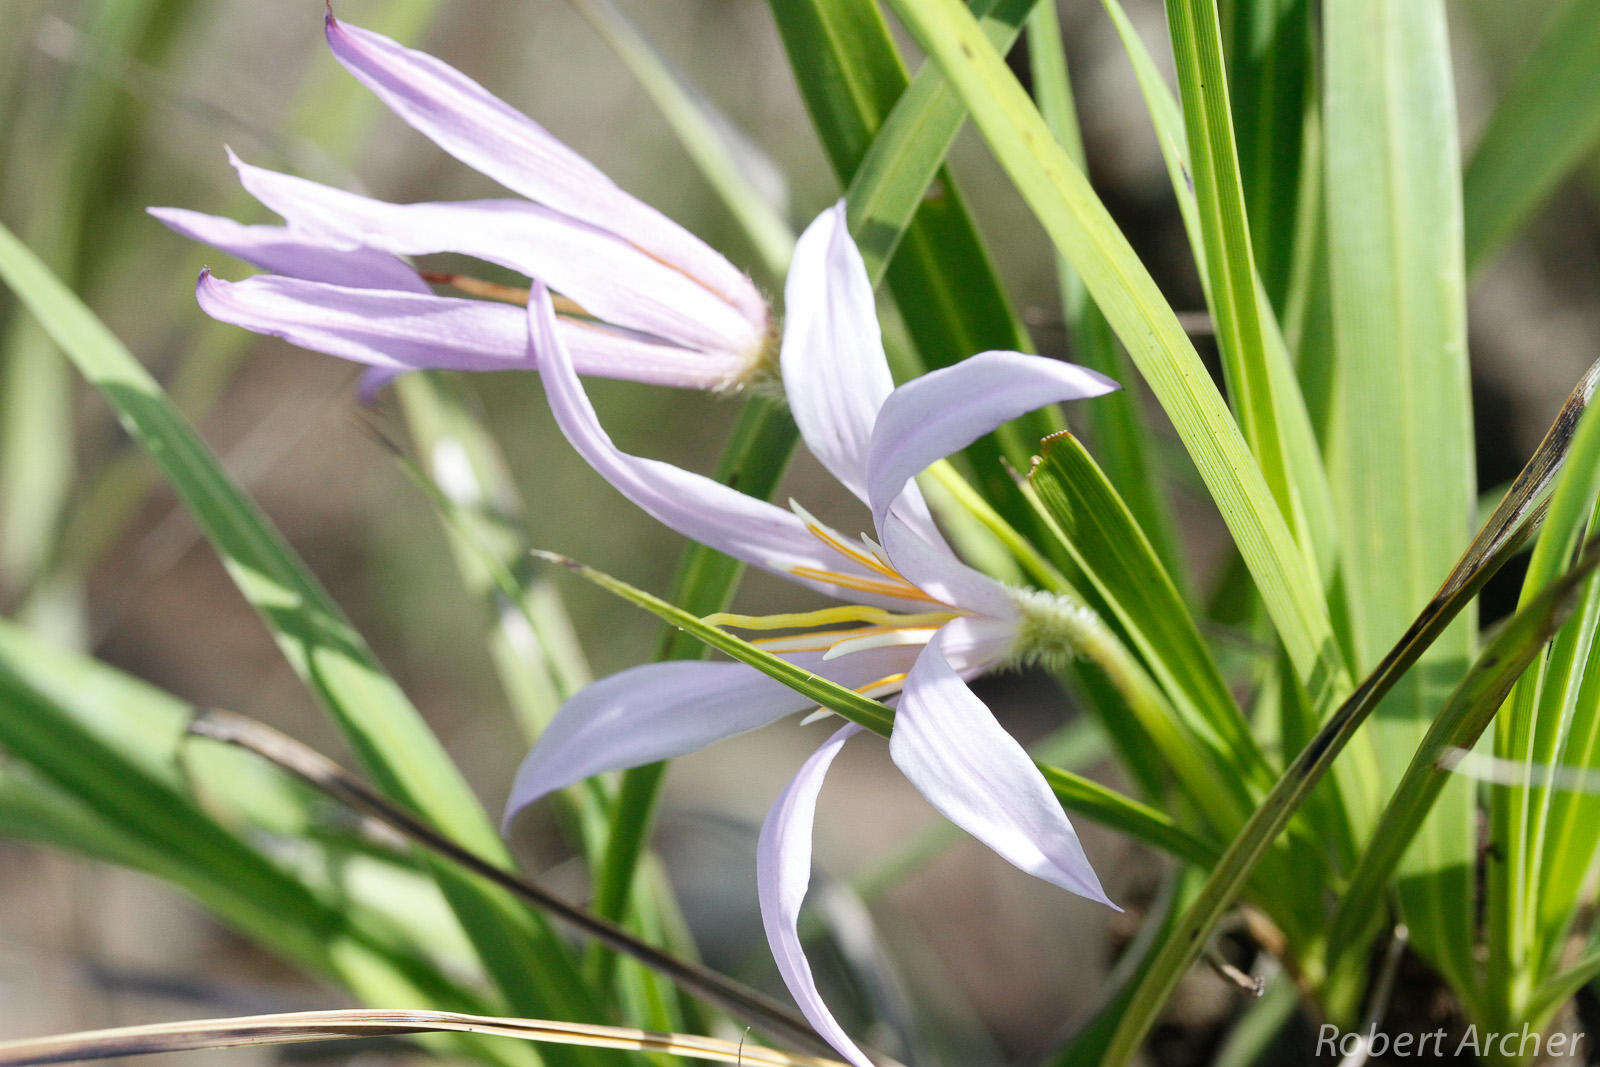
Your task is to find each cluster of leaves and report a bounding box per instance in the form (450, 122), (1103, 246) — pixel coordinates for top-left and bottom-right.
(5, 0), (1600, 1065)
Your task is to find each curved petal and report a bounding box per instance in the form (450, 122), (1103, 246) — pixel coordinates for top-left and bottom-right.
(229, 151), (759, 357)
(529, 283), (919, 607)
(889, 620), (1116, 907)
(149, 207), (427, 292)
(506, 662), (804, 826)
(779, 203), (892, 500)
(506, 645), (917, 823)
(323, 16), (764, 323)
(866, 350), (1118, 534)
(197, 270), (531, 373)
(197, 272), (742, 388)
(757, 722), (874, 1067)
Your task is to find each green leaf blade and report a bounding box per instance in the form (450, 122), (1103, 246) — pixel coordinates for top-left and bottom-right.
(1323, 0), (1478, 991)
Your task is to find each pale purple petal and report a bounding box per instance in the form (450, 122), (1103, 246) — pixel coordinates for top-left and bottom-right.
(323, 15), (764, 324)
(197, 272), (742, 388)
(506, 661), (799, 826)
(780, 203), (944, 552)
(879, 510), (1017, 620)
(780, 202), (892, 499)
(228, 151), (759, 357)
(889, 620), (1116, 907)
(529, 282), (926, 607)
(148, 206), (427, 292)
(197, 271), (531, 372)
(506, 645), (918, 824)
(757, 722), (874, 1067)
(866, 350), (1118, 535)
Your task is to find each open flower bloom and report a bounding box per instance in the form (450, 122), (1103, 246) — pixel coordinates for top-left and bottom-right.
(506, 203), (1120, 1066)
(150, 15), (769, 398)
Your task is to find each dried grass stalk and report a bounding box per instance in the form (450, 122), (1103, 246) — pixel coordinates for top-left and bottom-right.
(0, 1008), (850, 1066)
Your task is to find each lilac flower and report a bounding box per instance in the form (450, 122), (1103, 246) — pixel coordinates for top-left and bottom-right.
(507, 204), (1119, 1066)
(151, 16), (769, 398)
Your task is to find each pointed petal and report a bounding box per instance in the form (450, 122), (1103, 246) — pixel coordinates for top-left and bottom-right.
(889, 621), (1116, 907)
(757, 723), (874, 1067)
(197, 271), (740, 388)
(323, 15), (763, 323)
(149, 206), (427, 292)
(866, 350), (1118, 534)
(506, 661), (802, 824)
(779, 203), (893, 500)
(229, 151), (759, 357)
(529, 283), (917, 606)
(506, 645), (917, 822)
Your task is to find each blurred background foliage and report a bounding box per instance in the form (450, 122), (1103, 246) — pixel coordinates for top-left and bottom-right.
(2, 0), (1600, 1062)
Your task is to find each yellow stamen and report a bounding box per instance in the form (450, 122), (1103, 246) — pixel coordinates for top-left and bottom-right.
(788, 500), (904, 581)
(704, 606), (957, 631)
(788, 566), (947, 604)
(420, 271), (587, 316)
(751, 623), (952, 656)
(822, 627), (941, 661)
(855, 672), (908, 698)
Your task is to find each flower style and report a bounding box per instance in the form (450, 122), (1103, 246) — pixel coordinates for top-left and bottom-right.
(151, 15), (770, 398)
(506, 203), (1120, 1066)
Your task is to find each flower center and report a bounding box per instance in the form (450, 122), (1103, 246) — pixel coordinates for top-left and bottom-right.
(1004, 587), (1098, 670)
(702, 501), (963, 697)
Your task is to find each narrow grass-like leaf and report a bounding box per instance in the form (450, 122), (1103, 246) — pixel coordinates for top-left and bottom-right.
(0, 1010), (845, 1067)
(1523, 523), (1600, 975)
(1025, 3), (1178, 576)
(1028, 434), (1267, 799)
(0, 621), (336, 970)
(1489, 389), (1600, 1020)
(1026, 434), (1329, 936)
(774, 0), (1036, 369)
(1324, 0), (1478, 991)
(1164, 0), (1300, 534)
(1527, 924), (1600, 1029)
(1322, 534), (1600, 992)
(883, 0), (1350, 716)
(1210, 974), (1299, 1067)
(1097, 0), (1340, 588)
(0, 220), (601, 1041)
(1463, 0), (1600, 275)
(841, 0), (1032, 282)
(1101, 360), (1600, 1061)
(1222, 0), (1314, 315)
(0, 621), (534, 1066)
